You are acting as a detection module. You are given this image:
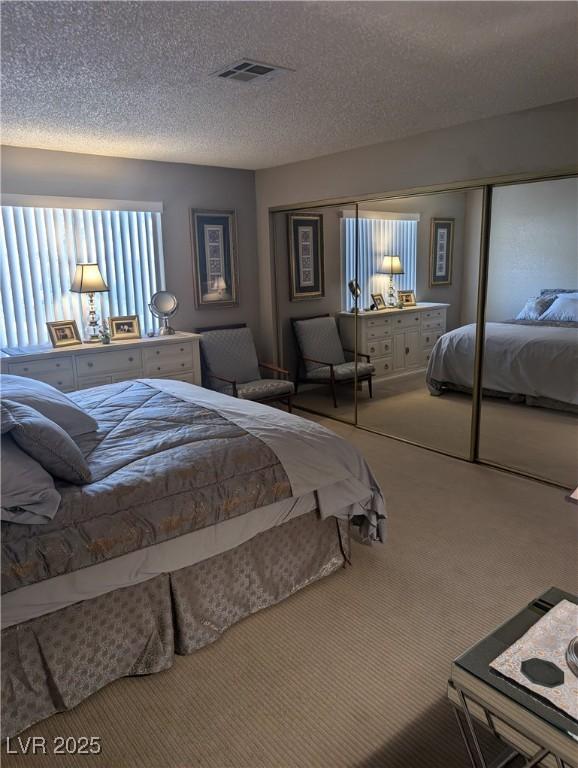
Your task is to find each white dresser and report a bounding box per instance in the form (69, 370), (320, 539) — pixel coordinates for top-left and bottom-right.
(0, 332), (202, 392)
(339, 303), (449, 380)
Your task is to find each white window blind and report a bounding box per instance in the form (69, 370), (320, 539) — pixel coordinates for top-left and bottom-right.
(342, 216), (418, 310)
(0, 203), (165, 349)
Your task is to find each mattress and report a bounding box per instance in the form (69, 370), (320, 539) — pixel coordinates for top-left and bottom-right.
(2, 379), (386, 627)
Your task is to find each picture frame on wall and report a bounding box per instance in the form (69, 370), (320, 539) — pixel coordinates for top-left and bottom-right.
(46, 320), (82, 348)
(429, 218), (454, 286)
(191, 209), (239, 308)
(288, 213), (324, 301)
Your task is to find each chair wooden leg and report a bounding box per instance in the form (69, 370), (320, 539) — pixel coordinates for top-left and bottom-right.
(331, 380), (338, 408)
(368, 376), (373, 399)
(287, 395), (292, 413)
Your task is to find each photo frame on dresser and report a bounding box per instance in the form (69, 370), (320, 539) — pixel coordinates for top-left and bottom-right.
(190, 209), (239, 308)
(429, 218), (454, 286)
(288, 213), (324, 300)
(46, 320), (82, 348)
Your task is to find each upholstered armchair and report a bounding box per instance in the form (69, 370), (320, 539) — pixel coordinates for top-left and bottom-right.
(198, 324), (294, 411)
(292, 314), (374, 408)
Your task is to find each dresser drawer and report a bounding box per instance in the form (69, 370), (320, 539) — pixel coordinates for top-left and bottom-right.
(7, 356), (73, 377)
(422, 319), (444, 331)
(372, 356), (393, 377)
(143, 343), (194, 376)
(421, 309), (445, 321)
(157, 372), (197, 386)
(421, 330), (444, 349)
(390, 312), (421, 330)
(366, 316), (392, 329)
(76, 349), (142, 376)
(367, 338), (393, 358)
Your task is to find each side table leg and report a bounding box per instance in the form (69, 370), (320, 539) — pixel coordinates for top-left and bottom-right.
(457, 689), (489, 768)
(453, 705), (480, 767)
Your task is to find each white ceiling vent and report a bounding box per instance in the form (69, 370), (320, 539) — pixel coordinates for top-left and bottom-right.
(212, 59), (292, 83)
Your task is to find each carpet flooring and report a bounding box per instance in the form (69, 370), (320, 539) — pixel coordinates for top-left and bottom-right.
(2, 419), (577, 768)
(292, 372), (577, 488)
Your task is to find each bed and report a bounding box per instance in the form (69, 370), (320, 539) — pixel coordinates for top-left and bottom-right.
(426, 319), (578, 411)
(1, 378), (385, 738)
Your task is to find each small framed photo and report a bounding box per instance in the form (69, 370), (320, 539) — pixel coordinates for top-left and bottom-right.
(109, 315), (141, 340)
(430, 218), (454, 286)
(46, 320), (82, 348)
(398, 290), (417, 307)
(288, 213), (324, 301)
(371, 293), (386, 310)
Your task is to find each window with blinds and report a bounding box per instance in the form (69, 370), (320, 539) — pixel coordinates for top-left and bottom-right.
(341, 214), (418, 310)
(0, 200), (165, 349)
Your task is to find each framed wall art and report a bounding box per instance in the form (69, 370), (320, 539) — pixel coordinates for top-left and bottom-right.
(429, 218), (454, 286)
(288, 213), (324, 301)
(191, 209), (239, 308)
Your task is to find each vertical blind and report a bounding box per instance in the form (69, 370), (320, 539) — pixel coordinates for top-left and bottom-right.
(342, 217), (418, 310)
(0, 205), (165, 348)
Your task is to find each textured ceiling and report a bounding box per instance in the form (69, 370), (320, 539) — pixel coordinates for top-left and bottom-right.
(1, 1), (577, 170)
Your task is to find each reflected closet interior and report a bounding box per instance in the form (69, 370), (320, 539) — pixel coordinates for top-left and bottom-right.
(271, 174), (577, 488)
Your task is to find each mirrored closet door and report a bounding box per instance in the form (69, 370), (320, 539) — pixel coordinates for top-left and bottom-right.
(271, 203), (356, 423)
(479, 177), (578, 487)
(353, 189), (483, 458)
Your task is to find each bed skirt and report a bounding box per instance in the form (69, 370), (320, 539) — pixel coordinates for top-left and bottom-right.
(2, 512), (348, 739)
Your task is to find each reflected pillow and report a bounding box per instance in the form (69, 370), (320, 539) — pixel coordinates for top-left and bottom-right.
(515, 296), (556, 321)
(539, 296), (578, 322)
(2, 399), (92, 484)
(0, 375), (97, 436)
(1, 435), (61, 524)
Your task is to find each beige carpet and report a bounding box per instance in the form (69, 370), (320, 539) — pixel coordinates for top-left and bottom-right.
(293, 373), (578, 487)
(3, 421), (577, 768)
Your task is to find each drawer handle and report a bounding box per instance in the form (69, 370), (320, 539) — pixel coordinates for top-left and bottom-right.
(56, 363), (60, 368)
(87, 362), (94, 368)
(156, 350), (160, 355)
(58, 381), (63, 386)
(180, 347), (184, 352)
(181, 362), (185, 367)
(405, 347), (410, 355)
(370, 347), (375, 354)
(23, 367), (29, 371)
(157, 366), (161, 371)
(397, 319), (401, 324)
(128, 357), (134, 362)
(426, 336), (430, 343)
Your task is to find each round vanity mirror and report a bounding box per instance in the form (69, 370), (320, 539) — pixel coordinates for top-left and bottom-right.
(149, 291), (178, 335)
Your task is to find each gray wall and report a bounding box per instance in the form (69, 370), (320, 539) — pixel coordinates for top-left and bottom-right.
(257, 99), (578, 358)
(0, 146), (259, 337)
(486, 177), (578, 321)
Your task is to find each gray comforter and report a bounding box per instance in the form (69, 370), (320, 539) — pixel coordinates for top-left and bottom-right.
(2, 380), (386, 594)
(427, 320), (578, 408)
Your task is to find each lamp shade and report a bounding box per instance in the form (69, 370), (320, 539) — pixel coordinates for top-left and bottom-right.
(380, 255), (404, 275)
(70, 263), (108, 293)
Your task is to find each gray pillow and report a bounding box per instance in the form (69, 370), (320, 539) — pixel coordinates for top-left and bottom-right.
(0, 374), (97, 436)
(515, 295), (556, 321)
(539, 296), (578, 322)
(2, 399), (92, 485)
(1, 434), (61, 524)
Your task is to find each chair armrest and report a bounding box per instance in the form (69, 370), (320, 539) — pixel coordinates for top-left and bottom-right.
(259, 362), (290, 378)
(301, 355), (335, 368)
(209, 373), (238, 398)
(343, 348), (371, 362)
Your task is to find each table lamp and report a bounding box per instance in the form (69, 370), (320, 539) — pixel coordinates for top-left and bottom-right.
(380, 255), (404, 307)
(70, 262), (109, 342)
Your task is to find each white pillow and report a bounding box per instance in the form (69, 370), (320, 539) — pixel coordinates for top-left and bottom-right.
(1, 434), (61, 524)
(515, 296), (556, 321)
(539, 296), (578, 322)
(0, 374), (97, 436)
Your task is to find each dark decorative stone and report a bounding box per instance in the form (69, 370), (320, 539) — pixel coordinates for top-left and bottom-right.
(521, 658), (565, 688)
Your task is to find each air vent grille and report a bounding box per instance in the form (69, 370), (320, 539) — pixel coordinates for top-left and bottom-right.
(212, 59), (291, 83)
